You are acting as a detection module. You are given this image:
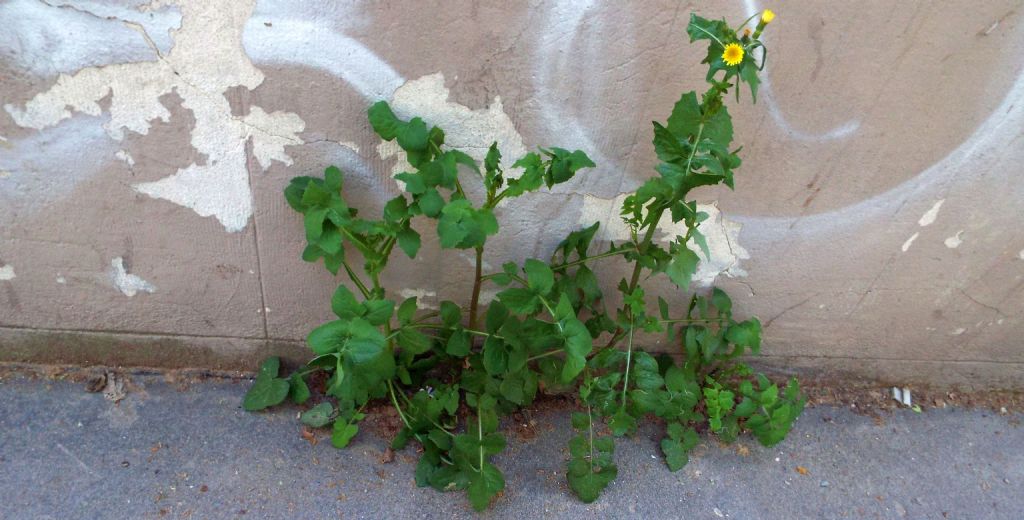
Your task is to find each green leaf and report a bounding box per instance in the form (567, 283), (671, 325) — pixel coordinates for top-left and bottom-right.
(661, 423), (699, 471)
(560, 318), (592, 383)
(331, 285), (362, 319)
(301, 402), (334, 427)
(397, 227), (421, 258)
(666, 246), (701, 289)
(666, 91), (702, 140)
(496, 288), (539, 315)
(726, 318), (761, 350)
(397, 297), (418, 324)
(523, 259), (554, 295)
(243, 358), (290, 411)
(418, 188), (445, 217)
(368, 101), (401, 140)
(324, 166), (343, 191)
(446, 329), (471, 357)
(331, 418), (360, 448)
(362, 299), (394, 327)
(440, 301), (462, 327)
(467, 462), (505, 511)
(288, 373), (310, 404)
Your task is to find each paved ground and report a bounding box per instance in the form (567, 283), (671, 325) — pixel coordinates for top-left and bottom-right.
(0, 371), (1021, 519)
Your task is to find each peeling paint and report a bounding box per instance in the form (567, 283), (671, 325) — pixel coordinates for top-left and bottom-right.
(379, 73), (527, 181)
(5, 0), (305, 232)
(115, 150), (135, 167)
(1, 0), (181, 75)
(398, 288), (438, 310)
(108, 257), (155, 297)
(944, 231), (964, 249)
(901, 232), (919, 252)
(580, 195), (748, 286)
(0, 265), (15, 281)
(917, 199), (945, 227)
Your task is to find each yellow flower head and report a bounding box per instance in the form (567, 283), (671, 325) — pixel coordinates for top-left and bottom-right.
(762, 9), (775, 24)
(722, 43), (744, 66)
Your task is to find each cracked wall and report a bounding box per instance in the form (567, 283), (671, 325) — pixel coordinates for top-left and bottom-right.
(1, 0), (1022, 387)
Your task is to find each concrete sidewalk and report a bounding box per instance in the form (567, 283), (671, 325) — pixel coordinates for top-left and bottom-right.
(0, 371), (1020, 519)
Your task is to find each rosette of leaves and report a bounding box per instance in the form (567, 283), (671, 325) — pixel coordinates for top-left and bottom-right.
(244, 9), (804, 510)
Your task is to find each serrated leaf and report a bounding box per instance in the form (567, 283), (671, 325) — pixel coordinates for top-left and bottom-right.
(666, 246), (701, 290)
(331, 419), (359, 448)
(467, 463), (505, 511)
(446, 329), (470, 357)
(301, 402), (334, 427)
(496, 288), (540, 315)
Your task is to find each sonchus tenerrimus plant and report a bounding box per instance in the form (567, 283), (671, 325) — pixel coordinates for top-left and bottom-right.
(245, 9), (803, 510)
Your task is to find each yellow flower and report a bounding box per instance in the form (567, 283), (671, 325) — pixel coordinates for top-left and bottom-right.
(762, 9), (775, 23)
(722, 43), (744, 66)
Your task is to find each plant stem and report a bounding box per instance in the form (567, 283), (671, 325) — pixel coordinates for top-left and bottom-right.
(526, 349), (562, 362)
(341, 261), (372, 299)
(387, 380), (412, 430)
(620, 324), (635, 407)
(468, 246), (484, 333)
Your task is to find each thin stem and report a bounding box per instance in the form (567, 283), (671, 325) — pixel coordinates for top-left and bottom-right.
(552, 246), (634, 272)
(526, 349), (562, 363)
(468, 246), (484, 332)
(587, 401), (596, 470)
(341, 261), (371, 299)
(387, 380), (412, 430)
(476, 403), (485, 473)
(691, 25), (725, 47)
(620, 324), (635, 407)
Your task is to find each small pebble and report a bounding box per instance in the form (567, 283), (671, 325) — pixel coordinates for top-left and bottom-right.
(820, 480), (830, 488)
(121, 461), (130, 468)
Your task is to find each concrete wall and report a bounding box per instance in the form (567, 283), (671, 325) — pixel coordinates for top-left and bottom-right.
(1, 0), (1022, 388)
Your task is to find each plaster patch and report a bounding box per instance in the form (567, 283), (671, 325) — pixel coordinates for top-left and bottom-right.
(901, 232), (919, 252)
(580, 195), (749, 286)
(944, 231), (964, 249)
(56, 274), (67, 284)
(379, 73), (527, 180)
(108, 257), (155, 297)
(1, 0), (181, 75)
(917, 199), (945, 227)
(1019, 249), (1024, 260)
(399, 288), (438, 310)
(0, 265), (15, 281)
(951, 327), (967, 336)
(115, 150), (135, 167)
(337, 141), (360, 153)
(5, 0), (305, 232)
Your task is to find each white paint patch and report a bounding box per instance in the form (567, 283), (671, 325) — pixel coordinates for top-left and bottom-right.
(337, 141), (360, 153)
(5, 0), (305, 232)
(951, 327), (967, 336)
(580, 195), (748, 286)
(1019, 249), (1024, 260)
(944, 230), (964, 249)
(115, 150), (135, 167)
(56, 274), (67, 284)
(1, 0), (181, 75)
(901, 232), (919, 252)
(0, 265), (16, 281)
(108, 257), (155, 297)
(380, 73), (527, 180)
(398, 288), (438, 310)
(917, 199), (945, 227)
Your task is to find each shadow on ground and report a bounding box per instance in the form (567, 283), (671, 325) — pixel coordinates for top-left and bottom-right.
(0, 372), (1020, 519)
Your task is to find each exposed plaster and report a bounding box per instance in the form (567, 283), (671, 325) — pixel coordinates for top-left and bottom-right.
(918, 199), (945, 227)
(5, 0), (305, 232)
(398, 288), (438, 310)
(1019, 249), (1024, 260)
(944, 231), (964, 249)
(0, 265), (16, 281)
(580, 195), (749, 286)
(378, 73), (527, 182)
(115, 150), (135, 167)
(901, 232), (919, 252)
(108, 257), (155, 297)
(0, 0), (181, 75)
